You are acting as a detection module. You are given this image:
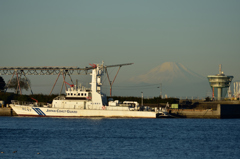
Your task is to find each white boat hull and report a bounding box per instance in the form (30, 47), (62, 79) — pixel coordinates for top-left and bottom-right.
(10, 105), (156, 118)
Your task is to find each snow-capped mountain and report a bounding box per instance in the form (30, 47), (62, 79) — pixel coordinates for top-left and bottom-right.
(130, 62), (205, 84)
(117, 62), (211, 97)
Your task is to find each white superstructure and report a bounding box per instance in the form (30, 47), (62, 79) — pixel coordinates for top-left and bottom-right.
(10, 62), (165, 118)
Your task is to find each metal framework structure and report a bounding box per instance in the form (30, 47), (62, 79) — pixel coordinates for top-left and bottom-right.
(0, 66), (92, 76)
(0, 63), (133, 95)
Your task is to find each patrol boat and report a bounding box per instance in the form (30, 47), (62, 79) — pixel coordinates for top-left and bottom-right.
(10, 63), (164, 118)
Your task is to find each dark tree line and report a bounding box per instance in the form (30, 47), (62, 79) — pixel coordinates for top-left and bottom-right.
(0, 76), (6, 91)
(0, 92), (58, 105)
(7, 77), (31, 94)
(0, 76), (31, 94)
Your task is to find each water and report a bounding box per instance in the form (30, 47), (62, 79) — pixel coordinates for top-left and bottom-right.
(0, 117), (240, 159)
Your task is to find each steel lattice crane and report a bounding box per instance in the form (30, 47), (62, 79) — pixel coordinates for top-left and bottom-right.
(0, 62), (133, 95)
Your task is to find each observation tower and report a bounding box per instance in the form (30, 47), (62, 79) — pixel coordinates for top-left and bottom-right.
(207, 65), (233, 100)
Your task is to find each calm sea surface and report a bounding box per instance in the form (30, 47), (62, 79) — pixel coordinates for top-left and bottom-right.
(0, 117), (240, 159)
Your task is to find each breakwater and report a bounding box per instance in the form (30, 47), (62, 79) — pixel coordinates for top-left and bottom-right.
(0, 107), (17, 116)
(168, 104), (240, 118)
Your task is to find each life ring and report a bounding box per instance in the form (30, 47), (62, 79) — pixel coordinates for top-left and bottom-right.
(86, 96), (92, 100)
(102, 106), (105, 110)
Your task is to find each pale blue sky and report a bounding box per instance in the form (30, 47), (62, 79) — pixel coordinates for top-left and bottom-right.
(1, 0), (240, 96)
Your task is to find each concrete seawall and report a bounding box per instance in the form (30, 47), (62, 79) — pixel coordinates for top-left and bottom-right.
(169, 104), (240, 119)
(0, 108), (17, 116)
(0, 108), (12, 116)
(169, 105), (220, 119)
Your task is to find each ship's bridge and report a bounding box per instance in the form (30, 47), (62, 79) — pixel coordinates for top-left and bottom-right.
(65, 86), (91, 100)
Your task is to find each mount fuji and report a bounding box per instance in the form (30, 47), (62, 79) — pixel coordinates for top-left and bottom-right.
(130, 62), (205, 84)
(112, 62), (211, 98)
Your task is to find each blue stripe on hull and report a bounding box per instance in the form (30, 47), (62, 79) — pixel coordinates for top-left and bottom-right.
(32, 108), (46, 116)
(37, 108), (46, 115)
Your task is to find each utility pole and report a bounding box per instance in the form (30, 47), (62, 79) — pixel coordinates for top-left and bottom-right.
(157, 83), (162, 98)
(160, 83), (162, 98)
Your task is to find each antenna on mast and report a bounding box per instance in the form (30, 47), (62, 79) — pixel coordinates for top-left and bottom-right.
(219, 64), (222, 74)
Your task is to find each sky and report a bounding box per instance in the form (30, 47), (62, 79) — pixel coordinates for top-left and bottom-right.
(0, 0), (240, 97)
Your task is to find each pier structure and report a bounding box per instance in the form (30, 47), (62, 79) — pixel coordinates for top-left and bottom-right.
(207, 64), (233, 100)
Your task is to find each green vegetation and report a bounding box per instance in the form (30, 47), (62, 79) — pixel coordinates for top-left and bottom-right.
(0, 76), (6, 91)
(0, 92), (58, 104)
(7, 77), (31, 94)
(0, 92), (15, 104)
(205, 97), (211, 101)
